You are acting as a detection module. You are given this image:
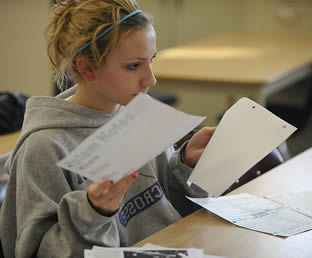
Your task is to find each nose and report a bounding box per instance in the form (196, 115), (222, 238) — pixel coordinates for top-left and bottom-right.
(141, 64), (157, 89)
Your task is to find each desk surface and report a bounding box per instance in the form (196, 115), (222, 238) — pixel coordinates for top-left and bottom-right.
(135, 147), (312, 258)
(0, 131), (20, 154)
(152, 33), (312, 84)
(2, 131), (312, 257)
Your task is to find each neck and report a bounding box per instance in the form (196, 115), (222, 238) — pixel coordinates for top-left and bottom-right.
(67, 83), (120, 115)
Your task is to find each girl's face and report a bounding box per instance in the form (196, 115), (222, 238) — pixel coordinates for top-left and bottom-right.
(90, 24), (157, 111)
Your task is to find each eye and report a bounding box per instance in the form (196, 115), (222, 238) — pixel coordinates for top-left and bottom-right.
(151, 54), (157, 63)
(127, 63), (140, 71)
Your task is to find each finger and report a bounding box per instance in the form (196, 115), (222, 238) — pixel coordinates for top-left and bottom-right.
(115, 171), (139, 191)
(108, 171), (139, 199)
(195, 127), (216, 144)
(202, 127), (216, 143)
(205, 126), (216, 136)
(199, 126), (216, 137)
(188, 128), (209, 147)
(88, 179), (114, 197)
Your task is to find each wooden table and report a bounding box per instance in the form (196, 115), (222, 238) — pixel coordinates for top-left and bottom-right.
(150, 33), (312, 126)
(134, 147), (312, 258)
(0, 131), (20, 154)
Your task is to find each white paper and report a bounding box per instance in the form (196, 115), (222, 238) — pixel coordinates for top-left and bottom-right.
(140, 243), (203, 257)
(266, 191), (312, 218)
(187, 193), (312, 237)
(86, 244), (206, 258)
(141, 244), (225, 258)
(188, 97), (297, 196)
(87, 244), (224, 258)
(235, 207), (312, 237)
(84, 249), (93, 258)
(57, 93), (205, 182)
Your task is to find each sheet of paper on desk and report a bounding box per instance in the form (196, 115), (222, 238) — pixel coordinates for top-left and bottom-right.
(141, 244), (225, 258)
(266, 191), (312, 218)
(187, 193), (312, 237)
(85, 244), (224, 258)
(188, 97), (297, 196)
(85, 246), (201, 258)
(85, 249), (202, 258)
(57, 93), (205, 182)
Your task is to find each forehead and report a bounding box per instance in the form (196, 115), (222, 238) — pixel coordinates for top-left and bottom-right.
(113, 25), (157, 59)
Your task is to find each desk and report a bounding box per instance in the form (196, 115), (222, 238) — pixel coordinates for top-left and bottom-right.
(134, 147), (312, 258)
(0, 131), (20, 154)
(151, 33), (312, 126)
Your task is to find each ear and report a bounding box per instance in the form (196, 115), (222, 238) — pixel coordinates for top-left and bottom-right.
(76, 57), (96, 81)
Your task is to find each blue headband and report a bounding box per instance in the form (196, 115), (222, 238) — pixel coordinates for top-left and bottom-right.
(75, 10), (143, 54)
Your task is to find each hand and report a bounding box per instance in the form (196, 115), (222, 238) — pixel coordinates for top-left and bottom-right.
(87, 171), (139, 216)
(183, 127), (216, 168)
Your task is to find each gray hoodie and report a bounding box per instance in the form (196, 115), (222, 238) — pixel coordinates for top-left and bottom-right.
(0, 87), (207, 258)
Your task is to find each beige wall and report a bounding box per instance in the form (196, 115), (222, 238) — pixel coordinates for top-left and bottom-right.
(0, 0), (311, 97)
(0, 0), (52, 96)
(137, 0), (244, 50)
(138, 0), (312, 50)
(242, 0), (312, 34)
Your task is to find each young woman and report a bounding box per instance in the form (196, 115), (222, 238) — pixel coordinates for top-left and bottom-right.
(0, 0), (215, 257)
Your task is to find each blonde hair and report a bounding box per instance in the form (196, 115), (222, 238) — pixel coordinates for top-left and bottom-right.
(46, 0), (153, 89)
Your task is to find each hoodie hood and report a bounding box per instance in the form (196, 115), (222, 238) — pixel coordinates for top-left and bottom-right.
(7, 86), (111, 168)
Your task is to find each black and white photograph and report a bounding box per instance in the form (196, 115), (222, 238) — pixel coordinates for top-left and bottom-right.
(123, 249), (189, 258)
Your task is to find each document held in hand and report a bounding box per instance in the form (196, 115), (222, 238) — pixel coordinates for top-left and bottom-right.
(57, 93), (205, 182)
(188, 97), (297, 196)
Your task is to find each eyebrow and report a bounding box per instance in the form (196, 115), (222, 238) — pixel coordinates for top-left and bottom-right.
(126, 51), (158, 62)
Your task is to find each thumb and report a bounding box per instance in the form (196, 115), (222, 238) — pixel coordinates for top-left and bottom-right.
(88, 180), (114, 197)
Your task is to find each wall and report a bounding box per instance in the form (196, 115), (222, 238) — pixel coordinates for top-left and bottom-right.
(0, 0), (52, 96)
(0, 0), (311, 97)
(138, 0), (312, 128)
(138, 0), (312, 50)
(137, 0), (244, 50)
(242, 0), (312, 35)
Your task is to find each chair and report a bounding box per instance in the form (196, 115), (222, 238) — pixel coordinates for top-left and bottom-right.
(0, 185), (6, 208)
(266, 73), (312, 134)
(221, 148), (284, 195)
(0, 152), (11, 208)
(0, 92), (28, 135)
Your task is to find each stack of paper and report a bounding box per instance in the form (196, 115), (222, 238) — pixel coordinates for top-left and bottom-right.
(84, 244), (224, 258)
(187, 192), (312, 237)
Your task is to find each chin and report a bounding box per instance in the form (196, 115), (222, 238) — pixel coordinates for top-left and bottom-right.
(121, 96), (135, 106)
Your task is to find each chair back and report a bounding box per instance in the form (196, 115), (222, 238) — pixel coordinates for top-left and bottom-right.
(222, 148), (284, 195)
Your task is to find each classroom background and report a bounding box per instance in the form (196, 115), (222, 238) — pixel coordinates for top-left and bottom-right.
(0, 0), (312, 157)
